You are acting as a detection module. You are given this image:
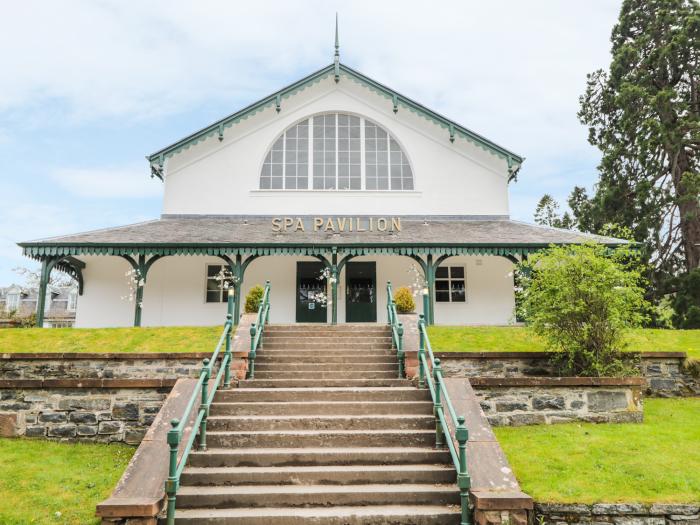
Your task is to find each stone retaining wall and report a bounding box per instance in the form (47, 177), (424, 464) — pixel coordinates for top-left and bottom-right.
(0, 384), (171, 444)
(536, 503), (700, 525)
(436, 352), (698, 397)
(0, 352), (247, 381)
(472, 378), (644, 426)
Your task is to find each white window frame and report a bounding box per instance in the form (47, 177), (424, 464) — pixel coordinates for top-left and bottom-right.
(259, 112), (414, 192)
(204, 264), (233, 304)
(5, 293), (19, 311)
(67, 291), (78, 312)
(434, 266), (467, 304)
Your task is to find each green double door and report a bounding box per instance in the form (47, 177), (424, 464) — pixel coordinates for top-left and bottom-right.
(345, 262), (377, 323)
(295, 261), (377, 323)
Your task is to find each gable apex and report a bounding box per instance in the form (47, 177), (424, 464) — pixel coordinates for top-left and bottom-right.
(147, 63), (524, 181)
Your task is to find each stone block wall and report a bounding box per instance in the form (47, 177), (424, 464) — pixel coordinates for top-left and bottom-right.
(536, 503), (700, 525)
(471, 378), (644, 426)
(0, 387), (170, 444)
(0, 353), (247, 381)
(436, 352), (698, 397)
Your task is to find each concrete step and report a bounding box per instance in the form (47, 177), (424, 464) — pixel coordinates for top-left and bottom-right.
(263, 333), (391, 339)
(180, 464), (456, 486)
(209, 401), (434, 416)
(206, 429), (437, 448)
(170, 504), (461, 524)
(206, 415), (435, 432)
(238, 379), (413, 388)
(188, 447), (452, 468)
(214, 388), (430, 403)
(252, 370), (399, 380)
(264, 335), (393, 343)
(175, 483), (460, 508)
(263, 342), (393, 350)
(265, 324), (390, 331)
(254, 354), (396, 364)
(253, 362), (398, 372)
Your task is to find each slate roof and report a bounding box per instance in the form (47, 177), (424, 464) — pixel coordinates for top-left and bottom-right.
(20, 215), (626, 251)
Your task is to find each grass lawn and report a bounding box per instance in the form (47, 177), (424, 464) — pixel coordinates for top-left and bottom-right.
(0, 438), (134, 525)
(494, 398), (700, 503)
(428, 326), (700, 359)
(0, 325), (222, 353)
(0, 325), (696, 358)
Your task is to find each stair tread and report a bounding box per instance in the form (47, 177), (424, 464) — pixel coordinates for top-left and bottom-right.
(190, 446), (448, 455)
(206, 429), (435, 435)
(178, 484), (458, 495)
(211, 401), (432, 406)
(222, 387), (418, 392)
(183, 464), (454, 474)
(174, 504), (460, 518)
(207, 415), (433, 420)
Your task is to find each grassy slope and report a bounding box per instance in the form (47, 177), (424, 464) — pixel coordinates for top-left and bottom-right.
(0, 325), (696, 359)
(495, 398), (700, 503)
(427, 326), (700, 359)
(0, 326), (222, 353)
(0, 439), (134, 525)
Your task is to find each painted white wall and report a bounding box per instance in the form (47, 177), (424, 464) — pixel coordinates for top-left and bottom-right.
(161, 76), (511, 217)
(74, 255), (515, 327)
(74, 256), (135, 328)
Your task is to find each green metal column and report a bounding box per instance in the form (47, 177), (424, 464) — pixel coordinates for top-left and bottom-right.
(36, 258), (53, 328)
(331, 250), (338, 325)
(133, 254), (146, 327)
(426, 254), (435, 325)
(233, 254), (243, 323)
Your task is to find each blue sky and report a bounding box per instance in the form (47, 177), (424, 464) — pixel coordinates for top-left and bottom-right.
(0, 0), (622, 284)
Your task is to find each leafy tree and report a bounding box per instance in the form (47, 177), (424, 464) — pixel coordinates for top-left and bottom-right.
(519, 243), (649, 377)
(671, 267), (700, 327)
(534, 194), (575, 229)
(575, 0), (700, 279)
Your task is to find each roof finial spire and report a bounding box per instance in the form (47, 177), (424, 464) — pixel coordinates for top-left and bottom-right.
(334, 13), (340, 82)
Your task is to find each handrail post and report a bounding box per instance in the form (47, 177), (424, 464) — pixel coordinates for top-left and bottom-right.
(165, 418), (180, 525)
(397, 322), (405, 379)
(386, 281), (392, 326)
(418, 314), (426, 388)
(248, 323), (257, 379)
(456, 415), (472, 525)
(223, 312), (233, 388)
(433, 358), (444, 448)
(264, 280), (271, 325)
(199, 358), (210, 451)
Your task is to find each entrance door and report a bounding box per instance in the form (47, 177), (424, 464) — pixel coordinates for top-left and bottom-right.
(296, 261), (327, 323)
(345, 262), (377, 322)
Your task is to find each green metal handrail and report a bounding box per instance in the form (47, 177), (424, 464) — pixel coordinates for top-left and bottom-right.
(386, 281), (405, 378)
(164, 290), (236, 525)
(417, 313), (472, 525)
(247, 280), (271, 379)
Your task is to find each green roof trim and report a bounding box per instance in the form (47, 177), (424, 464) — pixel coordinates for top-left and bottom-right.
(21, 242), (603, 260)
(146, 63), (524, 179)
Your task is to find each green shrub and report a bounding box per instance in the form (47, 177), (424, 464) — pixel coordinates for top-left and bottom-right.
(519, 242), (649, 377)
(394, 287), (416, 313)
(244, 285), (265, 314)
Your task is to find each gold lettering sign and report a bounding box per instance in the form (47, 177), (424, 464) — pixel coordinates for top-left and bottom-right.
(271, 217), (401, 233)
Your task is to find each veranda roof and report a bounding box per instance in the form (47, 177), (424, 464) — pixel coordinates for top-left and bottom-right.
(19, 215), (627, 258)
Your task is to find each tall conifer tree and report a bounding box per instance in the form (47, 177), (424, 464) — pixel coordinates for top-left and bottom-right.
(572, 0), (700, 308)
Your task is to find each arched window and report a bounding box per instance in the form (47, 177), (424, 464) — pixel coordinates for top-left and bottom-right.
(260, 113), (414, 191)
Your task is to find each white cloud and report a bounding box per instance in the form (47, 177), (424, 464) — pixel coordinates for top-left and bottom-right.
(0, 0), (624, 282)
(50, 166), (163, 199)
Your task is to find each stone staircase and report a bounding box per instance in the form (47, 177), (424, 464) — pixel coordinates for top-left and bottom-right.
(170, 324), (461, 524)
